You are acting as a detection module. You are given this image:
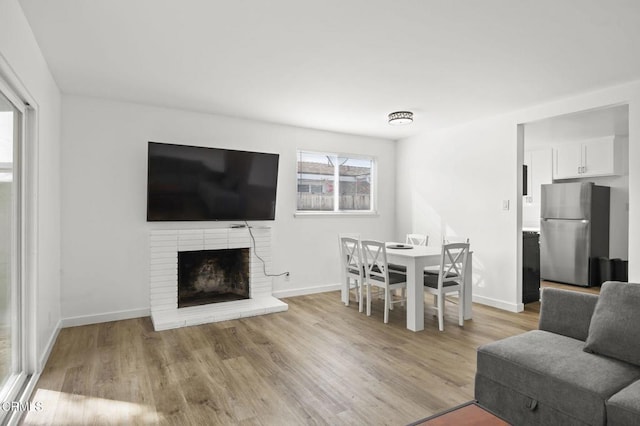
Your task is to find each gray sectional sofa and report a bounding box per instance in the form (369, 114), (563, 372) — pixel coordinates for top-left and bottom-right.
(475, 281), (640, 425)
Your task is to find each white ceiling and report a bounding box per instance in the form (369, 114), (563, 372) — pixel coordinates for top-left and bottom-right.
(18, 0), (640, 140)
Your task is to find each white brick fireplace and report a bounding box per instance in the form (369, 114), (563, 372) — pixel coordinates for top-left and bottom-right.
(149, 227), (288, 331)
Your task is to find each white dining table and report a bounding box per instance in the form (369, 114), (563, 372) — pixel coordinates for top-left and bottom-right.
(340, 243), (473, 332)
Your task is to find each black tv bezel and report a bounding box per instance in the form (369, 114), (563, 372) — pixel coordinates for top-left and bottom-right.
(146, 141), (279, 222)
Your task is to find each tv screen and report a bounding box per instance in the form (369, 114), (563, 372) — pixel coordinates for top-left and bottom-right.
(147, 142), (279, 221)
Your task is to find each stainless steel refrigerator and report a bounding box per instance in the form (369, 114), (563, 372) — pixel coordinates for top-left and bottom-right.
(540, 182), (610, 287)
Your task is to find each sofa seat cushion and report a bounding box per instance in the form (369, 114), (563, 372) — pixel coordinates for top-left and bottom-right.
(606, 380), (640, 425)
(477, 330), (640, 426)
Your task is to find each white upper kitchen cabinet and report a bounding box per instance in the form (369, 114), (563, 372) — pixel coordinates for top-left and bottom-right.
(553, 142), (583, 179)
(553, 136), (626, 180)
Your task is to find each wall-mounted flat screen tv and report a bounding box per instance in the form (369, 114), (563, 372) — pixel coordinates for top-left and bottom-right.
(147, 142), (279, 221)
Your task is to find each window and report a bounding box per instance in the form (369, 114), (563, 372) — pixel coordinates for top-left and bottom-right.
(0, 78), (30, 419)
(296, 150), (375, 213)
(0, 73), (36, 424)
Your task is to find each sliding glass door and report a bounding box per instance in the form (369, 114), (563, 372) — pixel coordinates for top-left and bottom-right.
(0, 84), (26, 407)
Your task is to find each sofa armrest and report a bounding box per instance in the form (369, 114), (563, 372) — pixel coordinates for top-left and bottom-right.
(538, 287), (598, 341)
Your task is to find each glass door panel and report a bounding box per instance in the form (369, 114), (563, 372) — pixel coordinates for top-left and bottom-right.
(0, 91), (20, 393)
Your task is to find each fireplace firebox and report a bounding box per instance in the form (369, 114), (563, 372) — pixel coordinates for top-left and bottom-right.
(178, 248), (250, 308)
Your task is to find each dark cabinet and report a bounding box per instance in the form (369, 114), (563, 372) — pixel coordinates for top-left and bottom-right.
(523, 231), (540, 304)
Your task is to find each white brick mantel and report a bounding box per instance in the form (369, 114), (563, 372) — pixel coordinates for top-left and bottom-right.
(149, 227), (288, 331)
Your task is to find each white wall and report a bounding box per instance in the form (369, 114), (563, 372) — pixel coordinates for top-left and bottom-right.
(396, 116), (520, 311)
(397, 80), (640, 311)
(0, 0), (62, 368)
(61, 95), (396, 322)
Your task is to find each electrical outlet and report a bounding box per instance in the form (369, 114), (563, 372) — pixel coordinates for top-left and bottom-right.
(502, 200), (510, 211)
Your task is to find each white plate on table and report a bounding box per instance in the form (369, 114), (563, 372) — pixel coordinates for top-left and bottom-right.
(387, 244), (413, 250)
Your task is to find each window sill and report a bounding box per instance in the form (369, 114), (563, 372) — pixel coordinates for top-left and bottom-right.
(294, 211), (379, 218)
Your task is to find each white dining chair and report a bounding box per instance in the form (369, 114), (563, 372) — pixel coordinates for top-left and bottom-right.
(406, 233), (428, 246)
(444, 236), (470, 244)
(360, 239), (407, 323)
(339, 236), (366, 312)
(423, 242), (470, 331)
(389, 233), (429, 275)
(388, 233), (428, 275)
(424, 237), (469, 275)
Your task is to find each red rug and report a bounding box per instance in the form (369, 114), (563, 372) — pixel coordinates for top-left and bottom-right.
(409, 401), (510, 426)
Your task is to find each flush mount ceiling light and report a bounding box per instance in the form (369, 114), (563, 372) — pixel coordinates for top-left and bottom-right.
(388, 111), (413, 126)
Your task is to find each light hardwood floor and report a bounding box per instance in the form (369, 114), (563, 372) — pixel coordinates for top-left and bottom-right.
(22, 283), (592, 425)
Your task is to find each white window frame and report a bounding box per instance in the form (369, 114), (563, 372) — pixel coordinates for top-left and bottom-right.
(0, 63), (39, 426)
(295, 150), (378, 217)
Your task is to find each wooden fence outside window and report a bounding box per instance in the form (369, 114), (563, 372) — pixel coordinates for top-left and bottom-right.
(297, 194), (371, 211)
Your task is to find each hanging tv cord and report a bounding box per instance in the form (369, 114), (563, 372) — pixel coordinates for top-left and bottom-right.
(244, 221), (290, 278)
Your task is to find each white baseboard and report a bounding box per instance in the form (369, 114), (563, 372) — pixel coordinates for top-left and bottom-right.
(274, 285), (526, 314)
(472, 294), (523, 313)
(273, 283), (341, 298)
(61, 307), (150, 328)
(38, 319), (61, 372)
(56, 294), (522, 328)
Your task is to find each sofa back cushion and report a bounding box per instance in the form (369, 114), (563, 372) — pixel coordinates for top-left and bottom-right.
(584, 281), (640, 366)
(539, 287), (598, 341)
